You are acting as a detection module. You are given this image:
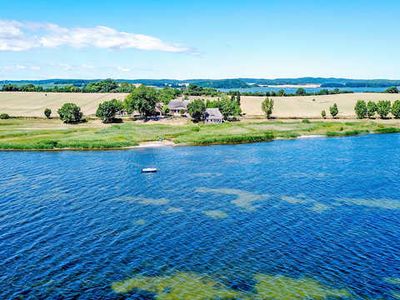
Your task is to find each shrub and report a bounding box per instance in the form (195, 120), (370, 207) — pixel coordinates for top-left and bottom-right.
(96, 99), (123, 123)
(321, 110), (326, 119)
(367, 101), (377, 118)
(354, 100), (367, 119)
(391, 100), (400, 119)
(385, 86), (399, 93)
(58, 103), (83, 123)
(330, 103), (339, 118)
(0, 113), (10, 119)
(261, 97), (274, 119)
(302, 119), (310, 123)
(376, 100), (391, 119)
(44, 108), (52, 119)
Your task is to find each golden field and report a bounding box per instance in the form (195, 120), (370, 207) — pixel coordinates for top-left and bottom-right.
(0, 92), (400, 118)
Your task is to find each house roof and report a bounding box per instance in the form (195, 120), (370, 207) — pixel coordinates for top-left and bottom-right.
(168, 99), (190, 110)
(205, 108), (223, 120)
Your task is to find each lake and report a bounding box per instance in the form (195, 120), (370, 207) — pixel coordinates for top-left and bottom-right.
(219, 86), (395, 94)
(1, 134), (400, 299)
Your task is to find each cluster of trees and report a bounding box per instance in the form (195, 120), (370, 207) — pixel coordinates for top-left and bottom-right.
(183, 84), (221, 97)
(187, 95), (242, 122)
(1, 79), (137, 93)
(354, 100), (400, 119)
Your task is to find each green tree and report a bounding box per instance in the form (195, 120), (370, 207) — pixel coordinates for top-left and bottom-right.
(124, 85), (158, 118)
(376, 100), (391, 119)
(96, 99), (124, 123)
(354, 100), (367, 119)
(0, 113), (10, 119)
(385, 86), (399, 93)
(58, 103), (83, 123)
(218, 95), (241, 120)
(44, 108), (52, 119)
(158, 87), (179, 104)
(391, 100), (400, 119)
(187, 99), (206, 122)
(296, 88), (306, 96)
(321, 110), (326, 119)
(367, 101), (377, 118)
(261, 97), (274, 119)
(278, 89), (285, 97)
(330, 103), (339, 118)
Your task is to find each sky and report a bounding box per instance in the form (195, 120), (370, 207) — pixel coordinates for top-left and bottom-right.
(0, 0), (399, 80)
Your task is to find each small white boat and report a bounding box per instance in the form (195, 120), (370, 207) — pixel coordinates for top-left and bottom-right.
(141, 168), (158, 173)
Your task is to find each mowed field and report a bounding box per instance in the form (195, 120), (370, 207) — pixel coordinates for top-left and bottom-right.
(0, 92), (400, 118)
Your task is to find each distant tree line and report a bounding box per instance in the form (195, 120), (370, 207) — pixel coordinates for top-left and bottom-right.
(229, 88), (354, 98)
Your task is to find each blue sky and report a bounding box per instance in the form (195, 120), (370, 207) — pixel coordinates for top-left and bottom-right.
(0, 0), (399, 80)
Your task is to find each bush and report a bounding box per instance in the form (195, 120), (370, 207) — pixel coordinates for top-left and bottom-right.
(58, 103), (83, 123)
(44, 108), (52, 119)
(354, 100), (367, 119)
(329, 103), (339, 118)
(367, 101), (377, 118)
(261, 97), (274, 119)
(385, 86), (399, 93)
(376, 100), (391, 119)
(96, 99), (123, 123)
(321, 110), (326, 119)
(391, 100), (400, 119)
(302, 119), (310, 123)
(0, 113), (10, 119)
(187, 99), (206, 122)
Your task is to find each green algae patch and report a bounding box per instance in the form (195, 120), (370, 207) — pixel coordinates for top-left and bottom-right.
(112, 272), (240, 299)
(254, 274), (351, 300)
(115, 196), (170, 206)
(162, 207), (184, 214)
(197, 187), (268, 211)
(204, 210), (228, 219)
(336, 198), (400, 210)
(134, 219), (146, 225)
(386, 278), (400, 285)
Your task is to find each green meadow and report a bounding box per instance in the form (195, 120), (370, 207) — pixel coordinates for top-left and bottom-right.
(1, 118), (400, 150)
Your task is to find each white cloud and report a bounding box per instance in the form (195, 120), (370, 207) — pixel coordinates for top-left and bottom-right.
(117, 66), (131, 72)
(0, 20), (189, 53)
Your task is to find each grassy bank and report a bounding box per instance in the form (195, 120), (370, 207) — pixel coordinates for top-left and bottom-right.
(0, 118), (400, 150)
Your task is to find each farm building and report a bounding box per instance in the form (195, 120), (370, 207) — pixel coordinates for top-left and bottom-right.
(205, 108), (223, 123)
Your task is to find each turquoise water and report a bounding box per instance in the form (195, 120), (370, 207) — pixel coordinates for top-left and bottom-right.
(1, 134), (400, 299)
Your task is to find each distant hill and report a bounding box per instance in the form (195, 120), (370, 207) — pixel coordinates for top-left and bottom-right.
(1, 78), (400, 89)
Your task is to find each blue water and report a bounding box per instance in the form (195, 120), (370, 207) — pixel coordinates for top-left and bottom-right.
(1, 134), (400, 299)
(219, 86), (394, 94)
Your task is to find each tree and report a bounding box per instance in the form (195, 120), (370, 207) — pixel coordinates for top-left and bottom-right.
(321, 110), (326, 119)
(329, 103), (338, 118)
(58, 103), (83, 123)
(385, 86), (399, 94)
(218, 95), (241, 120)
(261, 97), (274, 119)
(376, 100), (391, 119)
(124, 85), (158, 119)
(44, 108), (52, 119)
(296, 88), (306, 96)
(96, 99), (124, 123)
(354, 100), (367, 119)
(0, 113), (10, 119)
(392, 100), (400, 119)
(187, 99), (206, 122)
(367, 101), (377, 118)
(278, 89), (285, 97)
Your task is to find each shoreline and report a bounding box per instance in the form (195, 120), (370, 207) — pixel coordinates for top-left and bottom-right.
(0, 131), (396, 152)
